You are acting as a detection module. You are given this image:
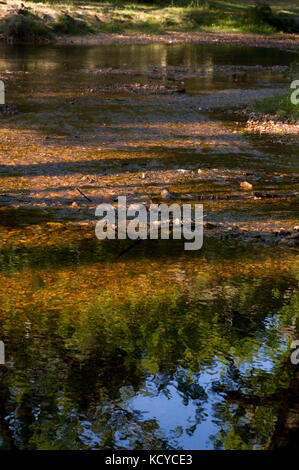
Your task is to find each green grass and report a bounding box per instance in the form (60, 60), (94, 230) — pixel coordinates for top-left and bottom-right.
(0, 11), (52, 41)
(52, 14), (94, 33)
(0, 1), (298, 37)
(251, 92), (299, 120)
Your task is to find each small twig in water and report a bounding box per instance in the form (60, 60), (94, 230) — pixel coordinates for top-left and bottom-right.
(76, 187), (93, 202)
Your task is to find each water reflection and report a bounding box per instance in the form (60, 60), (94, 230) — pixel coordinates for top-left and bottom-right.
(0, 236), (298, 449)
(0, 43), (298, 450)
(0, 43), (295, 72)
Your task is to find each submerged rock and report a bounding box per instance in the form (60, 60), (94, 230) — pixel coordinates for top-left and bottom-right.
(240, 181), (253, 190)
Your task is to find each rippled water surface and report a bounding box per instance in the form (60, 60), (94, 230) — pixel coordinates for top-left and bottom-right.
(0, 43), (298, 450)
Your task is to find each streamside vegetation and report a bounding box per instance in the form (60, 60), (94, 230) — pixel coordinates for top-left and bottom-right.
(250, 52), (299, 120)
(0, 1), (299, 42)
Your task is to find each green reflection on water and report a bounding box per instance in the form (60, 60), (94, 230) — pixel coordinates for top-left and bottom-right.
(0, 228), (298, 449)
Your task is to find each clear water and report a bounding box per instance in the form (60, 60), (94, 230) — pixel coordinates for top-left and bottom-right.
(0, 43), (298, 450)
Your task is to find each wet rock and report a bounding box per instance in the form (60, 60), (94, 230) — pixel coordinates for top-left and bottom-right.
(279, 229), (291, 236)
(240, 181), (253, 190)
(204, 222), (217, 230)
(161, 188), (173, 200)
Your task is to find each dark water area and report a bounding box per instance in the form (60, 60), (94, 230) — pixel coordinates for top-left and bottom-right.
(0, 43), (296, 70)
(0, 43), (298, 450)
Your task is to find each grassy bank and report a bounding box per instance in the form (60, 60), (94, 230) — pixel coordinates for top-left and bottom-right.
(0, 0), (299, 41)
(250, 55), (299, 121)
(251, 92), (299, 120)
